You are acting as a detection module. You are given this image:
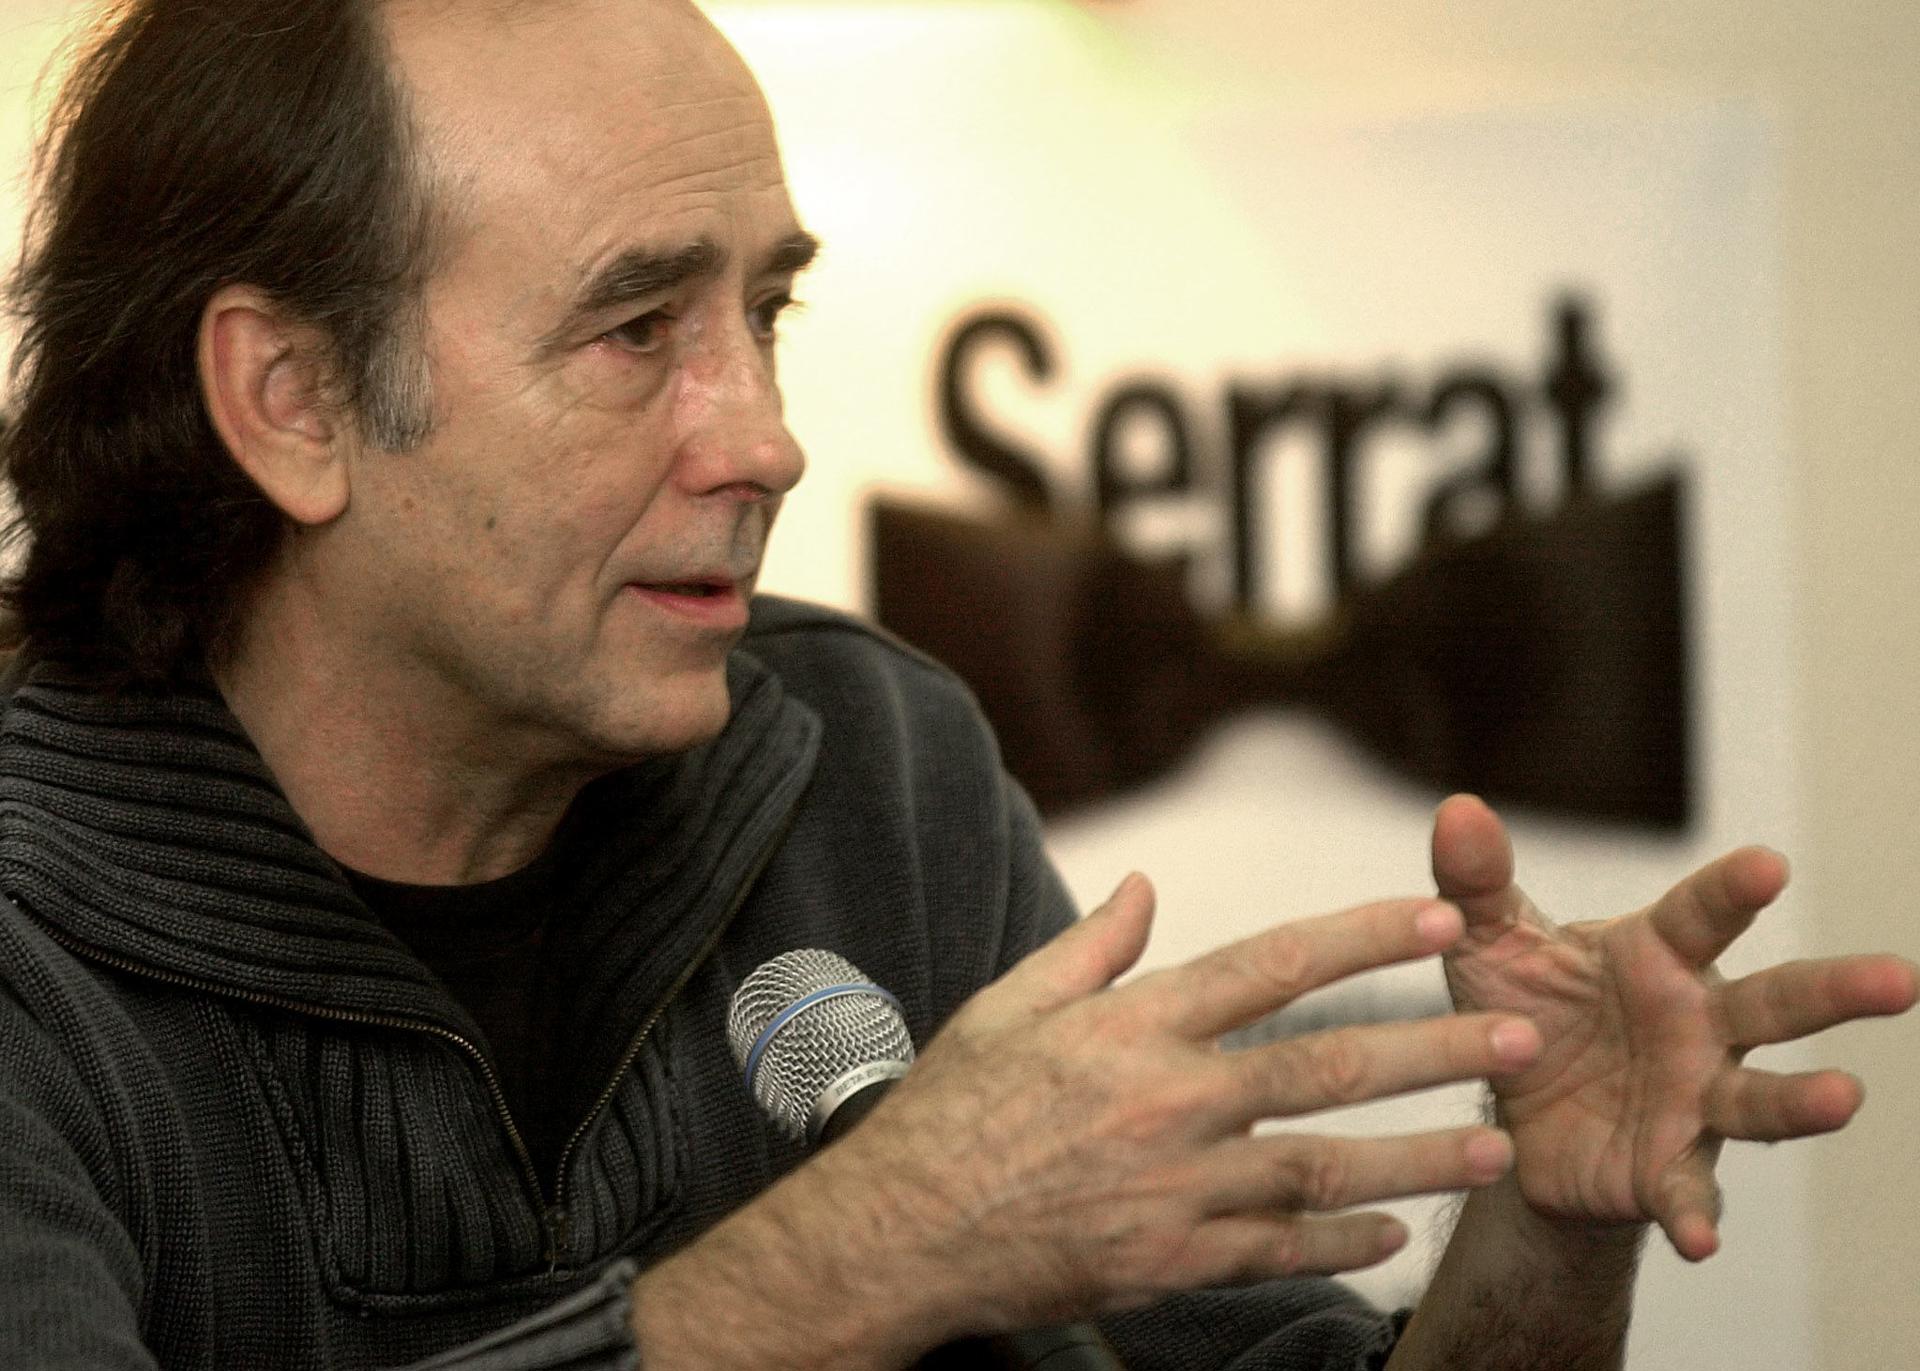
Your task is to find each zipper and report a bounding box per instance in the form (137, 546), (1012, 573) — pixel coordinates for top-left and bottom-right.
(24, 914), (553, 1255)
(23, 792), (806, 1276)
(544, 800), (802, 1269)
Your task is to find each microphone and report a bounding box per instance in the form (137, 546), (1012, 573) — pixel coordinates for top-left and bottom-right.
(728, 950), (1126, 1370)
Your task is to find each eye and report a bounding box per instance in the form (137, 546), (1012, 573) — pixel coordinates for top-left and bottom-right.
(748, 292), (802, 343)
(603, 309), (675, 354)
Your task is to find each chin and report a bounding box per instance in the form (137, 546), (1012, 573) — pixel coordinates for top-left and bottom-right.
(586, 670), (736, 762)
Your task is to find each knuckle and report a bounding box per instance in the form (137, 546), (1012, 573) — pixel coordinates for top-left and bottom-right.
(1101, 1064), (1214, 1144)
(1760, 971), (1798, 1028)
(1242, 931), (1313, 1001)
(1118, 1224), (1207, 1295)
(1211, 1234), (1268, 1287)
(1283, 1145), (1348, 1212)
(1106, 1094), (1180, 1146)
(1081, 998), (1155, 1053)
(1263, 1225), (1304, 1278)
(1306, 1034), (1373, 1105)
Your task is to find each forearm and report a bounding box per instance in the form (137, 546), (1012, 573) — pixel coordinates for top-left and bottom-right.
(629, 1139), (968, 1371)
(1385, 1175), (1644, 1371)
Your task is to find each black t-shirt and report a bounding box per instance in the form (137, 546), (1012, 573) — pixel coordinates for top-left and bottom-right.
(344, 833), (580, 1182)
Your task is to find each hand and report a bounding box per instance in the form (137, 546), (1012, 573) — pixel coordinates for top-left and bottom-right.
(825, 874), (1542, 1342)
(1431, 794), (1918, 1260)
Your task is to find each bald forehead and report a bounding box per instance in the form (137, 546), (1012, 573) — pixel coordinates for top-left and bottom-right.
(383, 0), (743, 72)
(382, 0), (771, 170)
(378, 0), (788, 266)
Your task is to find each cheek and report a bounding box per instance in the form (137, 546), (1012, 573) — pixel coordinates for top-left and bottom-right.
(379, 359), (685, 590)
(457, 436), (675, 600)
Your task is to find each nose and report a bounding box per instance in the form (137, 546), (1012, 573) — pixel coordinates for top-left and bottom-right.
(671, 334), (806, 503)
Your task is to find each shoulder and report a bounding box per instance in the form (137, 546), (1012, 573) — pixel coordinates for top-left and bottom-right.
(728, 598), (1070, 1028)
(743, 594), (963, 686)
(0, 901), (151, 1175)
(0, 901), (154, 1093)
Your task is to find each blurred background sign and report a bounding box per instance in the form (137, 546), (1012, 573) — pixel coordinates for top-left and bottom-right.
(874, 293), (1692, 828)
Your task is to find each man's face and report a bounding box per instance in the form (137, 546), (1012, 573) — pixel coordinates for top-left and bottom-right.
(331, 0), (811, 767)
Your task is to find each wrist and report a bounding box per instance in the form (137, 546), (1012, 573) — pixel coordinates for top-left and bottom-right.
(1477, 1173), (1647, 1279)
(629, 1140), (976, 1371)
(1484, 1102), (1647, 1272)
(1391, 1175), (1644, 1371)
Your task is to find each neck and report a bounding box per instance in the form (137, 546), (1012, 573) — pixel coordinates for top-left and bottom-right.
(215, 571), (602, 887)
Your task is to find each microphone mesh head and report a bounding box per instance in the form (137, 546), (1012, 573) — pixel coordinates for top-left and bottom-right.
(727, 949), (915, 1142)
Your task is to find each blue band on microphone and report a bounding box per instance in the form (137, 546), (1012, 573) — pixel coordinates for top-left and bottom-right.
(744, 981), (906, 1092)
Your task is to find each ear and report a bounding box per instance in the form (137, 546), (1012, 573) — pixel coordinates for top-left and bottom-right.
(198, 285), (351, 526)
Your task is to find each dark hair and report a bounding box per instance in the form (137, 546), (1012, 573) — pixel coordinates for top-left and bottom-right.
(1, 0), (441, 683)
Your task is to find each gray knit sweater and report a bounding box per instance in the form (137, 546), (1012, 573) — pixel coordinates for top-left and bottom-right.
(0, 596), (1402, 1369)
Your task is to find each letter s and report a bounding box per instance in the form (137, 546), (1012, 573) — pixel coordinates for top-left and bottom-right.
(936, 308), (1057, 509)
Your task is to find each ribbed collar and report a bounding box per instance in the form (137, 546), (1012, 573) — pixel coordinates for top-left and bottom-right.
(0, 651), (822, 1044)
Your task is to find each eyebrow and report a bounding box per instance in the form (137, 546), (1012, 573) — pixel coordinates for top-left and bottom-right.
(763, 230), (822, 278)
(540, 230), (822, 354)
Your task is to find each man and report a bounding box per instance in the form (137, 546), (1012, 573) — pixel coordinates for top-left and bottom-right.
(0, 1), (1910, 1368)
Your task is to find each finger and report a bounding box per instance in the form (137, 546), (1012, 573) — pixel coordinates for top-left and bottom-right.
(1651, 1153), (1723, 1262)
(1429, 793), (1531, 930)
(1134, 898), (1463, 1039)
(1647, 846), (1789, 968)
(1704, 1066), (1863, 1141)
(1184, 1212), (1411, 1285)
(991, 872), (1157, 1015)
(1226, 1012), (1541, 1121)
(1718, 955), (1920, 1049)
(1198, 1127), (1514, 1215)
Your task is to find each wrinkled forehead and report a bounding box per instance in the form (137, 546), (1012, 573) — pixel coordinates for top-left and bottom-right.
(382, 0), (782, 227)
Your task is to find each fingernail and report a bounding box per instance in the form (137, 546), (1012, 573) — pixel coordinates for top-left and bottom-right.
(1490, 1019), (1538, 1064)
(1416, 902), (1462, 943)
(1378, 1218), (1409, 1255)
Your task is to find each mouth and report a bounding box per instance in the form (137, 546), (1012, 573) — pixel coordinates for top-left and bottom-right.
(646, 580), (732, 598)
(626, 575), (752, 629)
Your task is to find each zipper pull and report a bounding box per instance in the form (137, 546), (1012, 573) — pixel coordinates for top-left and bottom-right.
(545, 1206), (573, 1273)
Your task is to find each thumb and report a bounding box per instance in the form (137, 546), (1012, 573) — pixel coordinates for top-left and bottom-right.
(1431, 793), (1528, 930)
(995, 872), (1158, 1016)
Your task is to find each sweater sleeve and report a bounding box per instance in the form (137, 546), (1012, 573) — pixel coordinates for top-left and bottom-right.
(0, 984), (160, 1371)
(994, 770), (1080, 974)
(1103, 1285), (1410, 1371)
(392, 1262), (641, 1371)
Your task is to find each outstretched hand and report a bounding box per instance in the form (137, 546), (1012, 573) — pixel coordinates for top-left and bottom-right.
(850, 874), (1533, 1330)
(1431, 794), (1918, 1260)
